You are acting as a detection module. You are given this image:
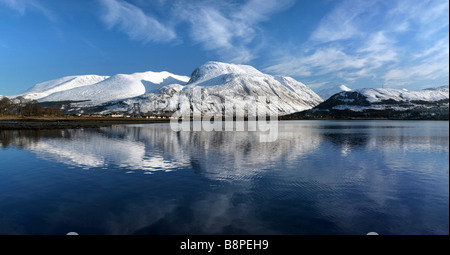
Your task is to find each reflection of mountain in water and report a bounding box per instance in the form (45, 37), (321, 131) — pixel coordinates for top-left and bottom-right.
(9, 124), (323, 180)
(1, 122), (447, 179)
(1, 121), (448, 235)
(320, 123), (449, 154)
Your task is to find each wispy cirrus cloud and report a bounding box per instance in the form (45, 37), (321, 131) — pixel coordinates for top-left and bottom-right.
(267, 31), (398, 78)
(310, 0), (378, 43)
(0, 0), (55, 21)
(384, 37), (449, 87)
(176, 0), (294, 63)
(99, 0), (176, 43)
(97, 0), (294, 63)
(265, 0), (449, 90)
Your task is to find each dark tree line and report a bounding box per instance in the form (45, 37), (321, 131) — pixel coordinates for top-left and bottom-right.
(0, 97), (13, 115)
(0, 97), (62, 116)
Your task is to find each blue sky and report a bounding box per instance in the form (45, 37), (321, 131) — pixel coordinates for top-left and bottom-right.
(0, 0), (448, 96)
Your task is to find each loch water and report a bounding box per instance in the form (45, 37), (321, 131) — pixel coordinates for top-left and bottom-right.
(0, 120), (448, 235)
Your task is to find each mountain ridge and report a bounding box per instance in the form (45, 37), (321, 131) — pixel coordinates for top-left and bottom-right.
(5, 62), (448, 119)
(286, 86), (449, 120)
(11, 61), (321, 117)
(95, 62), (323, 117)
(20, 71), (191, 104)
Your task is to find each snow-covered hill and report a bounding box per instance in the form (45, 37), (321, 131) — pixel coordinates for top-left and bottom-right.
(17, 75), (110, 100)
(19, 71), (190, 104)
(99, 61), (323, 116)
(13, 62), (322, 116)
(355, 86), (449, 104)
(287, 86), (449, 120)
(322, 86), (449, 111)
(316, 84), (351, 100)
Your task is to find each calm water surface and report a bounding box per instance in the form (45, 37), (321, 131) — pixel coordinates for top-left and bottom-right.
(0, 120), (448, 234)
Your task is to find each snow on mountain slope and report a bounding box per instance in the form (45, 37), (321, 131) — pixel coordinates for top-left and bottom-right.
(316, 85), (351, 100)
(312, 85), (449, 113)
(187, 61), (264, 85)
(131, 71), (190, 93)
(14, 61), (322, 116)
(287, 85), (449, 120)
(184, 62), (323, 115)
(104, 62), (323, 116)
(39, 71), (189, 103)
(356, 86), (449, 103)
(18, 75), (110, 100)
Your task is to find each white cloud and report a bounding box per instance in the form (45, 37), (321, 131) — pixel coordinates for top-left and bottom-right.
(96, 0), (293, 63)
(99, 0), (176, 43)
(357, 32), (398, 69)
(176, 4), (254, 63)
(265, 0), (449, 89)
(174, 0), (294, 63)
(305, 81), (329, 90)
(414, 38), (449, 59)
(388, 0), (449, 39)
(384, 63), (448, 87)
(0, 0), (55, 21)
(265, 42), (396, 81)
(380, 0), (449, 87)
(310, 0), (378, 43)
(265, 1), (398, 81)
(384, 40), (449, 87)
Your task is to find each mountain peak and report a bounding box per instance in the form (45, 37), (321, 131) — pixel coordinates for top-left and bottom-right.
(338, 84), (351, 91)
(317, 84), (352, 100)
(187, 61), (264, 84)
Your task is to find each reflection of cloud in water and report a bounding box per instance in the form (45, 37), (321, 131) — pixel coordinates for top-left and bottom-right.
(187, 191), (277, 234)
(104, 190), (278, 234)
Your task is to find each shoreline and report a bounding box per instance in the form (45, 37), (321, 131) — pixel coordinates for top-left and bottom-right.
(1, 116), (448, 130)
(0, 117), (170, 130)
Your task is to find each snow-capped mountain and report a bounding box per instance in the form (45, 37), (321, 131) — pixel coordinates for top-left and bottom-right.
(99, 61), (323, 116)
(16, 75), (110, 101)
(19, 71), (190, 104)
(316, 84), (351, 100)
(356, 86), (448, 104)
(13, 61), (322, 116)
(322, 86), (449, 110)
(287, 86), (449, 120)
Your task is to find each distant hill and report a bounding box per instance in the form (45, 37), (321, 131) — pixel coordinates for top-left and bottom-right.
(285, 86), (449, 120)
